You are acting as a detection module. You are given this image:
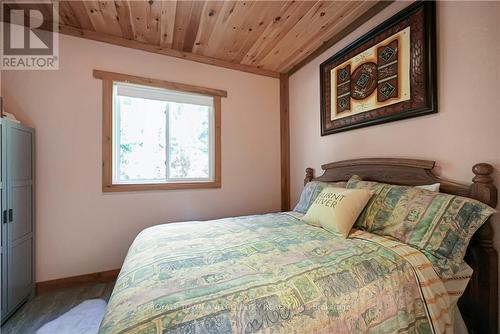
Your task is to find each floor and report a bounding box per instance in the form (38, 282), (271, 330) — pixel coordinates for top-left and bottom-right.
(1, 281), (115, 334)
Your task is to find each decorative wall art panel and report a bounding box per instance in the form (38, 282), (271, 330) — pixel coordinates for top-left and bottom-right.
(320, 1), (437, 135)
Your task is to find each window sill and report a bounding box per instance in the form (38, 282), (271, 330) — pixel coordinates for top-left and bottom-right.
(102, 181), (221, 192)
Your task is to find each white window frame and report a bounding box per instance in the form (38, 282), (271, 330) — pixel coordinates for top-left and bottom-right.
(111, 82), (216, 185)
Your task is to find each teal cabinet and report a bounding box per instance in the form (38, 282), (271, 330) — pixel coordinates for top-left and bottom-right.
(0, 118), (35, 324)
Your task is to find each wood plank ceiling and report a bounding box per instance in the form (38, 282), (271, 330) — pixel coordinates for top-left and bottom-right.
(8, 1), (390, 77)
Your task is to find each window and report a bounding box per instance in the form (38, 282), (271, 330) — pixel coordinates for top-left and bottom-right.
(95, 70), (225, 192)
(113, 82), (214, 183)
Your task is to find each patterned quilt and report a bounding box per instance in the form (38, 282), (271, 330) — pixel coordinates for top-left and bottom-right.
(99, 213), (452, 334)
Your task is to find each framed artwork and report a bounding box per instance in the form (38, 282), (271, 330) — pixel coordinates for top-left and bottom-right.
(320, 1), (436, 135)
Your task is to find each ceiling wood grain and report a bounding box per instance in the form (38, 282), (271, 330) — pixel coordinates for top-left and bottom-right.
(7, 0), (388, 76)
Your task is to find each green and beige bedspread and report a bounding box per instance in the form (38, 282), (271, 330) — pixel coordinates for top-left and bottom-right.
(99, 213), (452, 334)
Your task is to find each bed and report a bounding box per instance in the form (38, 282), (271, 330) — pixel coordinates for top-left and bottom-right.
(99, 158), (498, 334)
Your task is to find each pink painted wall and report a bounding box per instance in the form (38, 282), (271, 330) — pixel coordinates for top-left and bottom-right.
(1, 34), (281, 281)
(289, 0), (500, 321)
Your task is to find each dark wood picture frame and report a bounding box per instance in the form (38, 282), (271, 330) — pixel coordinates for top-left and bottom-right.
(320, 1), (437, 135)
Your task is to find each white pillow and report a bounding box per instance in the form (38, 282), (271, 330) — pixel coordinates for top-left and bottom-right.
(415, 183), (440, 192)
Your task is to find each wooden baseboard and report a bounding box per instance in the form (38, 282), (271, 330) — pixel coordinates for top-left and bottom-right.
(36, 269), (120, 295)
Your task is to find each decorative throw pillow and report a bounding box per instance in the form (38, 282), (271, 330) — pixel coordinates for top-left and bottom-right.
(301, 188), (373, 238)
(347, 176), (440, 224)
(293, 181), (347, 213)
(346, 178), (497, 276)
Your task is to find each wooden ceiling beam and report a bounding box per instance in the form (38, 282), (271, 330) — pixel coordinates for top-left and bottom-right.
(286, 0), (393, 75)
(59, 24), (281, 78)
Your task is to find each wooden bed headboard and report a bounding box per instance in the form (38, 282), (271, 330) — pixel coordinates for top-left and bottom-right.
(303, 158), (498, 334)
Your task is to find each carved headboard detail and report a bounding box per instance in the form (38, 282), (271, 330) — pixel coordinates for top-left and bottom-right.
(303, 158), (498, 334)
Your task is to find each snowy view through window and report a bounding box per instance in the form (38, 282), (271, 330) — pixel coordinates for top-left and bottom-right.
(113, 84), (213, 184)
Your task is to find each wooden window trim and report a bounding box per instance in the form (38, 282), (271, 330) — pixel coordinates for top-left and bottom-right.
(95, 70), (224, 192)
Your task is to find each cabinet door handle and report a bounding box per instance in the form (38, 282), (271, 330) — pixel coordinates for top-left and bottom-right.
(8, 209), (13, 222)
(2, 210), (6, 224)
